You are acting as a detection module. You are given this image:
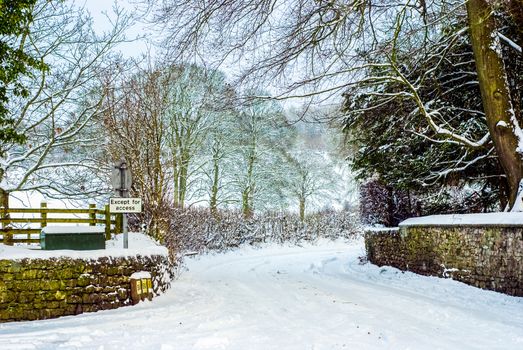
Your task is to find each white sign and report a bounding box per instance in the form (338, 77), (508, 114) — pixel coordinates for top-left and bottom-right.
(110, 197), (142, 213)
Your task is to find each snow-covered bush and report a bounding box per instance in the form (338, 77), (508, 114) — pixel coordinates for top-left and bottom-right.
(359, 179), (414, 227)
(163, 208), (360, 254)
(359, 177), (497, 227)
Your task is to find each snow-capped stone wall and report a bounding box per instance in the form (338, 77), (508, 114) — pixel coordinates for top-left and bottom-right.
(0, 254), (172, 323)
(365, 218), (523, 297)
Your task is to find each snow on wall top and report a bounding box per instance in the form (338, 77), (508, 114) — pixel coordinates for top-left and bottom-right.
(364, 226), (400, 232)
(399, 212), (523, 227)
(0, 232), (168, 260)
(41, 226), (105, 234)
(130, 271), (152, 279)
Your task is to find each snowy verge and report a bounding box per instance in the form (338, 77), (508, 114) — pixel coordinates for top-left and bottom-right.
(363, 226), (399, 233)
(400, 212), (523, 227)
(0, 232), (168, 260)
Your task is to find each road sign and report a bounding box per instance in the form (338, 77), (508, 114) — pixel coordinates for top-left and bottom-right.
(110, 197), (142, 213)
(111, 158), (132, 197)
(109, 158), (135, 249)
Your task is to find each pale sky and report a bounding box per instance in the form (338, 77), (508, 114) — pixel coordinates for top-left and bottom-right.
(73, 0), (330, 110)
(75, 0), (154, 59)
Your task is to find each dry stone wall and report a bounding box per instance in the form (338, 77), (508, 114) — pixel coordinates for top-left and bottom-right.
(0, 254), (172, 322)
(365, 225), (523, 296)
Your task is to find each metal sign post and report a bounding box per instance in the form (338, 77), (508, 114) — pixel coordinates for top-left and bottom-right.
(123, 213), (128, 249)
(111, 158), (132, 249)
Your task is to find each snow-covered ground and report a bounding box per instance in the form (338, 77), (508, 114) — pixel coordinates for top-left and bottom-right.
(1, 238), (522, 349)
(0, 232), (167, 260)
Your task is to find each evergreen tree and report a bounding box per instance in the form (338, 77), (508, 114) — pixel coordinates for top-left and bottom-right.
(0, 0), (47, 149)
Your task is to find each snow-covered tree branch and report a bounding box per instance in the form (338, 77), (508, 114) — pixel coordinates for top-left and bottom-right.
(0, 1), (131, 202)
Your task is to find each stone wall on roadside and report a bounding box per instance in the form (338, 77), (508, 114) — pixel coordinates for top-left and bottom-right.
(0, 254), (172, 322)
(365, 224), (523, 297)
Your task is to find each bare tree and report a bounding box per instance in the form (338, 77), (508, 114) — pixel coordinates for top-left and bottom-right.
(165, 65), (226, 208)
(105, 63), (235, 240)
(104, 65), (172, 241)
(0, 1), (130, 206)
(201, 107), (239, 214)
(150, 0), (523, 210)
(230, 95), (292, 217)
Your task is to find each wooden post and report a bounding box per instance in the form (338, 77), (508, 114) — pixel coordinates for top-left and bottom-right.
(104, 204), (111, 240)
(130, 275), (153, 304)
(89, 203), (96, 226)
(40, 202), (48, 228)
(39, 202), (47, 242)
(115, 213), (123, 234)
(0, 189), (10, 245)
(4, 231), (13, 246)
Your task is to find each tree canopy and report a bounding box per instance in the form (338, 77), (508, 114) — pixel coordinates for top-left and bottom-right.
(150, 0), (523, 210)
(0, 0), (47, 148)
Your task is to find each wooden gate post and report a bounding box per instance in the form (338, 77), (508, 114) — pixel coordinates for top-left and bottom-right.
(41, 202), (48, 228)
(89, 204), (96, 226)
(104, 204), (111, 240)
(38, 202), (48, 242)
(0, 189), (11, 245)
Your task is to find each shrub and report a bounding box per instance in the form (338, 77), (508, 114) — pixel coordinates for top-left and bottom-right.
(162, 207), (361, 257)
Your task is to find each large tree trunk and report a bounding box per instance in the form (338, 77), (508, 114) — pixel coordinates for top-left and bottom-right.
(467, 0), (523, 210)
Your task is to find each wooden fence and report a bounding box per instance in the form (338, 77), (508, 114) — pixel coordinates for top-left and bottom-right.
(0, 203), (123, 245)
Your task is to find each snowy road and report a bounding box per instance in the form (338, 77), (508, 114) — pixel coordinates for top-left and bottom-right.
(1, 239), (523, 349)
